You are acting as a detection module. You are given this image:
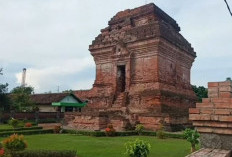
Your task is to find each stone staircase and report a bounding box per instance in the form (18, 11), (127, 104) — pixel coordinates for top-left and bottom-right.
(186, 148), (231, 157)
(113, 92), (126, 107)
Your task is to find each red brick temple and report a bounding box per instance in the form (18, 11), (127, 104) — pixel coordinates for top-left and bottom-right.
(66, 3), (197, 131)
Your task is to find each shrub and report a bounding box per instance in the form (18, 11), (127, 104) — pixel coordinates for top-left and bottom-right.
(105, 124), (115, 137)
(184, 128), (200, 152)
(125, 139), (151, 157)
(0, 148), (5, 157)
(0, 127), (43, 133)
(53, 125), (61, 134)
(135, 124), (144, 135)
(0, 129), (53, 137)
(156, 124), (165, 139)
(24, 123), (32, 128)
(8, 118), (19, 129)
(10, 150), (76, 157)
(2, 134), (27, 152)
(0, 143), (4, 157)
(8, 118), (24, 129)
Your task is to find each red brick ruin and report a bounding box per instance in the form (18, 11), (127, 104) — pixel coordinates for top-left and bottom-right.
(66, 3), (197, 131)
(189, 80), (232, 150)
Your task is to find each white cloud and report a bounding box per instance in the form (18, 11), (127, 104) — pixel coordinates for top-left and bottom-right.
(15, 57), (94, 93)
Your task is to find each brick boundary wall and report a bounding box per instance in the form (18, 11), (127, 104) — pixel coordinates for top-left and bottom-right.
(0, 112), (64, 123)
(189, 80), (232, 150)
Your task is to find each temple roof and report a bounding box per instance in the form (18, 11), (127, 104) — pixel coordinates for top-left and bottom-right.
(109, 3), (180, 32)
(89, 3), (196, 57)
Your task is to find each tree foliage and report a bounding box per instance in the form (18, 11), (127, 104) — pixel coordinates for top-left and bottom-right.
(0, 68), (11, 112)
(192, 85), (208, 102)
(11, 86), (35, 112)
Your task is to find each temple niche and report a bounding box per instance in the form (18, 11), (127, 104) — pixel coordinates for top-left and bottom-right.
(69, 3), (197, 131)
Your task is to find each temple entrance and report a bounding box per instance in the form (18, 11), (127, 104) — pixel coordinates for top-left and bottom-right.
(117, 65), (126, 93)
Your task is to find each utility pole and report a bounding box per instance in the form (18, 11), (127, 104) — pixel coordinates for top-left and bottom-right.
(224, 0), (232, 17)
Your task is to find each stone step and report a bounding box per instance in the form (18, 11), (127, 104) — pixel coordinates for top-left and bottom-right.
(186, 148), (231, 157)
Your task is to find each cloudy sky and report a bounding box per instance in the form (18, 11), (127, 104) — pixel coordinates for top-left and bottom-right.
(0, 0), (232, 93)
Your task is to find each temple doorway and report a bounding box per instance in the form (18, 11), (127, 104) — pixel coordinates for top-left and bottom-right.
(117, 65), (126, 93)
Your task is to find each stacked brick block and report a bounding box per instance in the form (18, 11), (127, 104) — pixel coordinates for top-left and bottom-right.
(189, 80), (232, 150)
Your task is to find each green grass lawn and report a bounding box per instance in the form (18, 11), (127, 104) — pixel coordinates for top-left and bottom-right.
(0, 134), (192, 157)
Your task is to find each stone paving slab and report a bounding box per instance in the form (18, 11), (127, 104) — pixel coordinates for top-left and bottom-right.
(186, 148), (231, 157)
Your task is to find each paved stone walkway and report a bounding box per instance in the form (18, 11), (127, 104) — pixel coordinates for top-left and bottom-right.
(186, 148), (231, 157)
(38, 123), (61, 129)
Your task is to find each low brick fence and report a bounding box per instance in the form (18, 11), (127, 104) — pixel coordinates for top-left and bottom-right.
(0, 112), (64, 123)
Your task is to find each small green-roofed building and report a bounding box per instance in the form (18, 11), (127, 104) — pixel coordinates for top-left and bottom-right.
(52, 94), (87, 112)
(31, 93), (86, 112)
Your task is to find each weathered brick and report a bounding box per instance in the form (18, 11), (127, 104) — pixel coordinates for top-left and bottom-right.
(211, 98), (231, 103)
(197, 127), (213, 133)
(219, 116), (232, 122)
(219, 86), (232, 92)
(192, 121), (205, 126)
(208, 87), (219, 93)
(202, 98), (211, 103)
(213, 128), (232, 135)
(219, 92), (231, 98)
(208, 122), (228, 128)
(228, 123), (232, 128)
(211, 115), (219, 121)
(214, 109), (230, 115)
(215, 103), (232, 109)
(208, 82), (219, 88)
(200, 109), (214, 114)
(208, 91), (219, 98)
(219, 81), (232, 87)
(196, 103), (213, 108)
(189, 114), (211, 121)
(189, 108), (200, 114)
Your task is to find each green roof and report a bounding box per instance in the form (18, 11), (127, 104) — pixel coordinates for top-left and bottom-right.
(52, 102), (86, 107)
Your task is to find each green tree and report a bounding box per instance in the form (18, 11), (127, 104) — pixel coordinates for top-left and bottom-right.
(11, 86), (35, 112)
(0, 68), (11, 112)
(192, 85), (208, 102)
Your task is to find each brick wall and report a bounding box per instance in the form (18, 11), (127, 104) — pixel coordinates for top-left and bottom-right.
(189, 80), (232, 150)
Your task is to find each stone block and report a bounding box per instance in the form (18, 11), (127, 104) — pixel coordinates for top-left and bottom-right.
(200, 133), (232, 150)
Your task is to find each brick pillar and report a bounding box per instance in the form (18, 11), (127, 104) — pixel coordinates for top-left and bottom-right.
(189, 80), (232, 150)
